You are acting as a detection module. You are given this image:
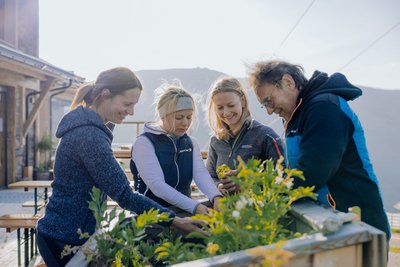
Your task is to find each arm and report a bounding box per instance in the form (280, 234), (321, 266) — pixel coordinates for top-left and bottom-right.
(77, 128), (173, 217)
(190, 137), (222, 202)
(263, 132), (284, 163)
(293, 101), (353, 190)
(132, 136), (200, 214)
(206, 138), (219, 184)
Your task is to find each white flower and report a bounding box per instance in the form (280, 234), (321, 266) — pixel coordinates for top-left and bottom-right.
(275, 176), (284, 185)
(232, 210), (240, 218)
(236, 196), (251, 210)
(256, 200), (265, 207)
(284, 178), (294, 189)
(236, 200), (246, 210)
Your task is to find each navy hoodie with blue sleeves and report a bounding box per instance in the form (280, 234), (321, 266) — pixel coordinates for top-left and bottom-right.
(37, 107), (174, 245)
(286, 71), (390, 239)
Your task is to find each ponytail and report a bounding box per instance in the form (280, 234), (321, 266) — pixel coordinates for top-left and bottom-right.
(70, 83), (95, 110)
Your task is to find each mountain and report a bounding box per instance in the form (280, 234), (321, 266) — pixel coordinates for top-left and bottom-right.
(112, 68), (400, 212)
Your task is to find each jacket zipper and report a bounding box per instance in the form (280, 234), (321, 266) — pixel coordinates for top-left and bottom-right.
(167, 135), (180, 188)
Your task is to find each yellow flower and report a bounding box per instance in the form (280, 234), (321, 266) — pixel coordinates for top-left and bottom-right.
(207, 243), (220, 255)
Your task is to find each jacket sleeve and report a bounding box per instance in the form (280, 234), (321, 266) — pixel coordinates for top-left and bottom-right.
(77, 127), (174, 219)
(293, 101), (353, 191)
(132, 135), (200, 214)
(263, 131), (284, 163)
(206, 138), (219, 184)
(190, 137), (222, 201)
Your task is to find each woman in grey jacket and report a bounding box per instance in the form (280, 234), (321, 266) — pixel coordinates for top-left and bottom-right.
(37, 68), (205, 267)
(206, 77), (284, 194)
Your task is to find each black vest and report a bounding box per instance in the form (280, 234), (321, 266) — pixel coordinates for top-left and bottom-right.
(130, 132), (193, 207)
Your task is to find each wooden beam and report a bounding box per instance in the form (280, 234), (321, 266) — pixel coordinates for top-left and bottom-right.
(0, 58), (47, 80)
(22, 78), (55, 138)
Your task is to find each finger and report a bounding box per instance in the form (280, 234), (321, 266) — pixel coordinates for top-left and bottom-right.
(190, 218), (208, 226)
(219, 178), (232, 184)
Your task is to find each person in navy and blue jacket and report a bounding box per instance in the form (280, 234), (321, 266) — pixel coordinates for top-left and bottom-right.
(131, 85), (222, 216)
(37, 68), (206, 267)
(248, 60), (391, 241)
(206, 77), (283, 194)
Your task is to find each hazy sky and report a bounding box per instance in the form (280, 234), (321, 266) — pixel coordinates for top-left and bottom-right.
(39, 0), (400, 89)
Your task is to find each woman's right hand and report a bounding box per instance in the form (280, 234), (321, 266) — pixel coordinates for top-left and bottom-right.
(171, 217), (208, 235)
(218, 175), (240, 194)
(194, 203), (210, 215)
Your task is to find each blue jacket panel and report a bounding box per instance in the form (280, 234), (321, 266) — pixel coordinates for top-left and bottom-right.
(286, 71), (390, 239)
(131, 132), (193, 207)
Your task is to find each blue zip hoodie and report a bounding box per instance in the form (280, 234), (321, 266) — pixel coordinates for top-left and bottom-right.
(37, 106), (174, 245)
(286, 71), (390, 239)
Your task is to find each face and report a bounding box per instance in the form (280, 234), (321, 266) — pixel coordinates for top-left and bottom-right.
(212, 91), (244, 129)
(100, 88), (141, 124)
(162, 109), (193, 137)
(255, 74), (299, 122)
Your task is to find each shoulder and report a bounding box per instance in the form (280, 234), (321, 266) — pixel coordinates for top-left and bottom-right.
(250, 120), (280, 137)
(308, 93), (340, 106)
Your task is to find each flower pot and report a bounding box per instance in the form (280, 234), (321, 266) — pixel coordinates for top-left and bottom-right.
(35, 171), (50, 180)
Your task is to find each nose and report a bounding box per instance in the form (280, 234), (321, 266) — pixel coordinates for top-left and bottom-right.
(266, 107), (274, 115)
(222, 108), (230, 117)
(127, 106), (134, 116)
(181, 118), (189, 127)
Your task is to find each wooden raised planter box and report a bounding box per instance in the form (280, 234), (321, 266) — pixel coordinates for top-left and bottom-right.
(67, 200), (387, 267)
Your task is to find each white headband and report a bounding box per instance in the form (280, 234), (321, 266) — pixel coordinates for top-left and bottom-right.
(158, 96), (193, 118)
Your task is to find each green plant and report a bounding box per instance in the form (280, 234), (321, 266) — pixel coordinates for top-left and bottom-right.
(156, 158), (316, 265)
(82, 158), (316, 266)
(36, 134), (55, 171)
(78, 187), (172, 267)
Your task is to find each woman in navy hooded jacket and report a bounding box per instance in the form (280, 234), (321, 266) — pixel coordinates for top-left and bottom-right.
(248, 60), (391, 241)
(130, 85), (222, 216)
(37, 68), (205, 267)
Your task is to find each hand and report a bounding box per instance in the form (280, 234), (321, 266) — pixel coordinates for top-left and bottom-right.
(218, 177), (240, 194)
(195, 204), (210, 215)
(213, 196), (222, 211)
(171, 217), (208, 235)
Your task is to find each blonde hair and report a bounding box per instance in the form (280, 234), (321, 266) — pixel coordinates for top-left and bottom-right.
(156, 84), (197, 130)
(70, 67), (142, 109)
(207, 77), (251, 140)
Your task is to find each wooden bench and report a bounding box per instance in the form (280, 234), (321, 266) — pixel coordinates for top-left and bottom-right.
(22, 200), (47, 211)
(0, 214), (42, 267)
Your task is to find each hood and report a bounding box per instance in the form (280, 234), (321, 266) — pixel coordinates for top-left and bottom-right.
(142, 122), (190, 141)
(55, 106), (112, 139)
(143, 122), (167, 135)
(299, 71), (362, 103)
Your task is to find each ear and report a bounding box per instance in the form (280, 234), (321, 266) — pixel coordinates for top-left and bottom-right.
(100, 88), (112, 98)
(241, 96), (246, 108)
(282, 74), (296, 90)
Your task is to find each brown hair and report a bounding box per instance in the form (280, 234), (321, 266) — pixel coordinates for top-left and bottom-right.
(207, 77), (251, 140)
(248, 60), (307, 93)
(70, 67), (143, 109)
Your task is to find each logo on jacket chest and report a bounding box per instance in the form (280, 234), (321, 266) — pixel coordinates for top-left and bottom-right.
(241, 144), (253, 149)
(179, 148), (192, 153)
(287, 129), (298, 136)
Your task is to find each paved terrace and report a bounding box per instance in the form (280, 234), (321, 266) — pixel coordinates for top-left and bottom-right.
(0, 187), (399, 267)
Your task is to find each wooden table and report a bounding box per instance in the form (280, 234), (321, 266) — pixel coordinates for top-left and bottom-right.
(9, 181), (53, 214)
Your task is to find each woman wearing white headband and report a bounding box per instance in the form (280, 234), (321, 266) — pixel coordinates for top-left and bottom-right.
(130, 85), (222, 215)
